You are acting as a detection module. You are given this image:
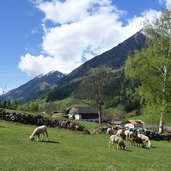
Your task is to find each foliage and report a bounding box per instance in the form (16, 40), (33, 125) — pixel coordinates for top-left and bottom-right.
(76, 67), (113, 123)
(47, 79), (82, 101)
(74, 68), (142, 119)
(0, 100), (19, 110)
(19, 102), (39, 112)
(125, 9), (171, 128)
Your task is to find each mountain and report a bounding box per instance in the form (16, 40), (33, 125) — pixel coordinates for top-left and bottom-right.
(1, 71), (65, 103)
(47, 31), (146, 101)
(1, 31), (146, 104)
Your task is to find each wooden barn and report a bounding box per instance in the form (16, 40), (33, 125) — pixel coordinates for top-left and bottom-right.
(68, 107), (99, 123)
(125, 119), (145, 129)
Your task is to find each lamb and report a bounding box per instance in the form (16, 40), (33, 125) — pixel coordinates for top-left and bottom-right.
(109, 134), (127, 150)
(30, 125), (48, 141)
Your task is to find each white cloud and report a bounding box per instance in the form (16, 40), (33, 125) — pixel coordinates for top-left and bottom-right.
(165, 0), (171, 9)
(19, 0), (161, 78)
(158, 0), (171, 9)
(35, 0), (117, 24)
(19, 54), (57, 78)
(0, 89), (3, 95)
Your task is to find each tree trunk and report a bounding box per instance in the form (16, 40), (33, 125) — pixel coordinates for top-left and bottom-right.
(98, 103), (102, 124)
(158, 113), (164, 134)
(158, 65), (167, 134)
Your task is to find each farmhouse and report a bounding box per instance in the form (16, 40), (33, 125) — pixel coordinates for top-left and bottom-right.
(125, 119), (145, 130)
(68, 107), (99, 123)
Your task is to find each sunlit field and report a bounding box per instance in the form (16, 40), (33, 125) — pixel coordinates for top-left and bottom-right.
(1, 120), (171, 171)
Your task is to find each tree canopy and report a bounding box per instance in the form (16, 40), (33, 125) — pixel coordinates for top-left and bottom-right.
(125, 9), (171, 133)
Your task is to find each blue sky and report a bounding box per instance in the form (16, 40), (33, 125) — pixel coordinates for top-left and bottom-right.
(0, 0), (170, 94)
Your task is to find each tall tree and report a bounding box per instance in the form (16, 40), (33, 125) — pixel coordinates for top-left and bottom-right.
(78, 67), (111, 124)
(125, 9), (171, 133)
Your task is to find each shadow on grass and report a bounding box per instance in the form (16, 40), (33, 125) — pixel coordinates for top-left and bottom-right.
(0, 125), (7, 128)
(124, 149), (132, 152)
(110, 148), (132, 152)
(39, 140), (60, 144)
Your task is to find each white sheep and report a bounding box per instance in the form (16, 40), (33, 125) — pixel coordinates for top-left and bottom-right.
(106, 127), (113, 135)
(30, 125), (48, 141)
(109, 134), (127, 150)
(115, 129), (124, 138)
(124, 129), (131, 141)
(138, 133), (151, 148)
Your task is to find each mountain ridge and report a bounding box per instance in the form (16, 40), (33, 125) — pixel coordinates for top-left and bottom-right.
(1, 70), (65, 103)
(47, 31), (146, 101)
(1, 31), (146, 103)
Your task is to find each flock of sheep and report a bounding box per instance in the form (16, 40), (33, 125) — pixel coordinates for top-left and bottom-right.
(30, 125), (151, 151)
(107, 127), (151, 150)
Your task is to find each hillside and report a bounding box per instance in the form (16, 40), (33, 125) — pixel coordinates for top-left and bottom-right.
(47, 31), (146, 101)
(1, 71), (65, 103)
(1, 31), (146, 104)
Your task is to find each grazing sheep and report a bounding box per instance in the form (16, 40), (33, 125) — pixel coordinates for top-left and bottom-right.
(115, 129), (125, 139)
(138, 133), (151, 148)
(30, 125), (48, 141)
(124, 129), (131, 141)
(129, 132), (145, 147)
(106, 127), (114, 135)
(109, 134), (127, 150)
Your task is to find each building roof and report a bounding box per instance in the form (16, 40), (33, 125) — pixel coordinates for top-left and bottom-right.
(126, 119), (144, 125)
(69, 107), (99, 115)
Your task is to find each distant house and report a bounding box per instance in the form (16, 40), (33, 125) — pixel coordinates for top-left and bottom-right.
(68, 107), (99, 123)
(125, 119), (145, 130)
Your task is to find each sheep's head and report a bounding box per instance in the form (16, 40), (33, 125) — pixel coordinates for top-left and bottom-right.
(123, 145), (127, 150)
(121, 142), (127, 150)
(122, 142), (127, 150)
(30, 135), (35, 141)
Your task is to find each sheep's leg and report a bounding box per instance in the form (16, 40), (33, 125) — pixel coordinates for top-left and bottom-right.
(45, 130), (48, 141)
(109, 140), (115, 148)
(109, 140), (113, 148)
(109, 140), (111, 148)
(41, 133), (45, 141)
(37, 134), (40, 141)
(117, 142), (119, 149)
(112, 141), (115, 148)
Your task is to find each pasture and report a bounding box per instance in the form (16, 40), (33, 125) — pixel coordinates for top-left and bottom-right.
(0, 121), (171, 171)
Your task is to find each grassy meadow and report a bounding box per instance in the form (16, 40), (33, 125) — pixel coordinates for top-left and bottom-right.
(0, 120), (171, 171)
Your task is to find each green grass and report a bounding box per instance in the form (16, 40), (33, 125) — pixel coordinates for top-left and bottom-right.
(105, 104), (125, 114)
(55, 97), (91, 108)
(37, 97), (90, 110)
(1, 121), (171, 171)
(78, 120), (98, 132)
